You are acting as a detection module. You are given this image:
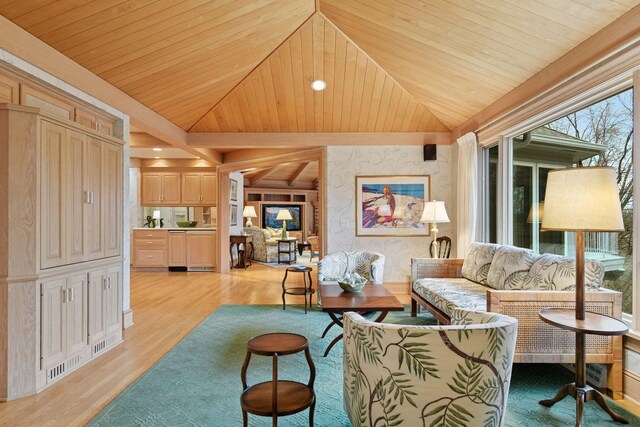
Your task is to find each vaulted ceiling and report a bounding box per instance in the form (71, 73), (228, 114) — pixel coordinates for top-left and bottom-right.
(1, 0), (638, 134)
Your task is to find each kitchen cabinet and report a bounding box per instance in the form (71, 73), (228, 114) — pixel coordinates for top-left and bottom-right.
(168, 231), (187, 266)
(181, 172), (216, 206)
(142, 172), (181, 206)
(40, 120), (122, 268)
(186, 231), (216, 268)
(133, 229), (168, 267)
(40, 273), (89, 373)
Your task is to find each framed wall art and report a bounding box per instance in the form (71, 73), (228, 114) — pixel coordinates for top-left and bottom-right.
(230, 203), (238, 226)
(230, 179), (238, 201)
(355, 175), (430, 236)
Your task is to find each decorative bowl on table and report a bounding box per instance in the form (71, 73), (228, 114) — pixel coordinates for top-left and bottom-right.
(337, 273), (367, 293)
(176, 221), (198, 228)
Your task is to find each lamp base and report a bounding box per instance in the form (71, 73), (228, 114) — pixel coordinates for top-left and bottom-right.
(245, 218), (253, 228)
(539, 382), (628, 426)
(430, 223), (439, 259)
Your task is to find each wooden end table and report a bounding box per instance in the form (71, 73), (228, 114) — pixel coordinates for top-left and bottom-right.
(230, 234), (253, 269)
(318, 283), (404, 357)
(240, 333), (316, 427)
(281, 267), (315, 314)
(538, 308), (629, 426)
(277, 239), (297, 264)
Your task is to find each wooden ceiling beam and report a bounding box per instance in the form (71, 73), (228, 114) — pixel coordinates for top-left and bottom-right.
(249, 166), (281, 184)
(450, 4), (640, 141)
(188, 132), (451, 147)
(130, 132), (172, 148)
(289, 162), (313, 186)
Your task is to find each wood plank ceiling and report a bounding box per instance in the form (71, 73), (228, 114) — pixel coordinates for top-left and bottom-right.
(1, 0), (638, 133)
(245, 160), (319, 188)
(192, 14), (447, 132)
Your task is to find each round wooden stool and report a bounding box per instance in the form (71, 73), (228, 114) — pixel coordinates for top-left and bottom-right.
(240, 333), (316, 426)
(281, 267), (315, 313)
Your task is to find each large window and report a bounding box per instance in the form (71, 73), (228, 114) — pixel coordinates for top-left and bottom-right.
(485, 88), (634, 315)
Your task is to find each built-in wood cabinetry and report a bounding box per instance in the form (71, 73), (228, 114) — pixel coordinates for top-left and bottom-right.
(142, 172), (181, 205)
(142, 171), (216, 206)
(40, 120), (122, 269)
(181, 172), (217, 206)
(0, 104), (124, 401)
(133, 229), (216, 270)
(0, 73), (19, 103)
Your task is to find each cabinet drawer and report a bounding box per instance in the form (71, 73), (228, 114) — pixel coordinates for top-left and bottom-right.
(134, 248), (166, 267)
(134, 238), (167, 247)
(133, 230), (168, 240)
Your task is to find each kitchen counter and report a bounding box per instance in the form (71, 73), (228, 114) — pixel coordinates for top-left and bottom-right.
(133, 227), (216, 231)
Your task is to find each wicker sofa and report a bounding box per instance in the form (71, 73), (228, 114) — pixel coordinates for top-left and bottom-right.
(410, 242), (624, 399)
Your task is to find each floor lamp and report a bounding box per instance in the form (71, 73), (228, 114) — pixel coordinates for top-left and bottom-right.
(538, 167), (628, 426)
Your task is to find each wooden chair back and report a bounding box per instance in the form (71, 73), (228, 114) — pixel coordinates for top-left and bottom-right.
(430, 236), (451, 259)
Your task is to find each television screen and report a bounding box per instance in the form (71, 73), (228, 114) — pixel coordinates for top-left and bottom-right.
(262, 205), (302, 231)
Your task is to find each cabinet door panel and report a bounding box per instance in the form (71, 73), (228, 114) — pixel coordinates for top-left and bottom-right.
(186, 232), (215, 267)
(103, 143), (122, 257)
(88, 269), (106, 344)
(40, 121), (66, 269)
(65, 274), (87, 356)
(0, 73), (19, 103)
(168, 232), (187, 266)
(201, 174), (217, 205)
(181, 173), (201, 205)
(142, 173), (161, 205)
(41, 279), (65, 369)
(161, 173), (181, 204)
(67, 130), (86, 264)
(85, 137), (103, 260)
(105, 266), (121, 335)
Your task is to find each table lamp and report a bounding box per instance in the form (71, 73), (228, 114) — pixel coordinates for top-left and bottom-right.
(539, 166), (627, 425)
(420, 200), (450, 259)
(243, 206), (257, 228)
(276, 209), (292, 239)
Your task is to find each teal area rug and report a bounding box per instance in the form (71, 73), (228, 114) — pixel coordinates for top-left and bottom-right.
(90, 305), (639, 426)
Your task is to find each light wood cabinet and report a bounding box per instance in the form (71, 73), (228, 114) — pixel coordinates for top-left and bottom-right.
(168, 231), (187, 266)
(21, 84), (74, 120)
(133, 229), (168, 267)
(40, 274), (88, 371)
(88, 265), (122, 353)
(0, 73), (19, 103)
(75, 108), (116, 137)
(141, 172), (181, 205)
(180, 172), (216, 206)
(186, 231), (216, 268)
(40, 120), (122, 268)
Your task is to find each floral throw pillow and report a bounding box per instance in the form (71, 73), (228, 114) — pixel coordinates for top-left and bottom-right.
(486, 246), (540, 290)
(522, 254), (604, 291)
(461, 243), (500, 285)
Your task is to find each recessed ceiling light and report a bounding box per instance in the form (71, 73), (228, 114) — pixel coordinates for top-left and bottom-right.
(196, 156), (201, 159)
(311, 80), (327, 91)
(153, 148), (162, 152)
(154, 156), (160, 159)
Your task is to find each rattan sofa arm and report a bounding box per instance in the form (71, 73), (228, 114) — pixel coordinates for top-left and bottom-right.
(410, 258), (464, 281)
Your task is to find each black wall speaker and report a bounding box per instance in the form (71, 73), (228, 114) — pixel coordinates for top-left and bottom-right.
(423, 144), (437, 161)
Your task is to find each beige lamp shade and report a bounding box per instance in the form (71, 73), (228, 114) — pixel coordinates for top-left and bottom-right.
(242, 206), (257, 218)
(420, 200), (450, 223)
(541, 167), (624, 232)
(276, 209), (292, 221)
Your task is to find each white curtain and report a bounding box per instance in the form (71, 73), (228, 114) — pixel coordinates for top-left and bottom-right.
(456, 132), (478, 258)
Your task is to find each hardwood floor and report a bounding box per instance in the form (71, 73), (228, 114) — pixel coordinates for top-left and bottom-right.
(1, 265), (638, 425)
(0, 265), (408, 426)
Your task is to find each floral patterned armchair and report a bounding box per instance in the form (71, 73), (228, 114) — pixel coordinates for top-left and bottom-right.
(317, 251), (385, 284)
(243, 226), (279, 263)
(343, 308), (518, 427)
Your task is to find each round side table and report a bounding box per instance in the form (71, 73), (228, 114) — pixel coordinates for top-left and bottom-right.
(281, 267), (315, 314)
(240, 333), (316, 427)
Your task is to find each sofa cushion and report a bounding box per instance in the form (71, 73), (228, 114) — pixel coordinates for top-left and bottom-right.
(522, 254), (604, 291)
(487, 246), (541, 290)
(266, 227), (282, 237)
(413, 278), (487, 317)
(461, 243), (499, 285)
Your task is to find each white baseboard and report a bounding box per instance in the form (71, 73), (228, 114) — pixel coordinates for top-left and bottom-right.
(123, 309), (134, 329)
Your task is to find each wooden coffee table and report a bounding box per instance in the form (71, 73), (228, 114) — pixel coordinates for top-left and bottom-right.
(318, 283), (404, 356)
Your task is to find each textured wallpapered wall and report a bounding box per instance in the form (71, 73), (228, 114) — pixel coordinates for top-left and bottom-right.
(326, 146), (454, 282)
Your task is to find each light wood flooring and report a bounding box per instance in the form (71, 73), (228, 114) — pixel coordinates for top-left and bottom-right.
(0, 264), (408, 426)
(2, 265), (639, 425)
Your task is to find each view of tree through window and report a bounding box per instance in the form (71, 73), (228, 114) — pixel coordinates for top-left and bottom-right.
(514, 89), (634, 313)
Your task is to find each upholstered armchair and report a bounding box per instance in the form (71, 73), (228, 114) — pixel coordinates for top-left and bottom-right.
(242, 226), (278, 263)
(343, 309), (518, 427)
(317, 251), (385, 284)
